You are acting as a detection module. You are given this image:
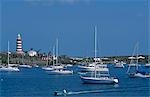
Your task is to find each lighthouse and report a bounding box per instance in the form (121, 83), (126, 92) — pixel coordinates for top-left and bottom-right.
(16, 34), (24, 54)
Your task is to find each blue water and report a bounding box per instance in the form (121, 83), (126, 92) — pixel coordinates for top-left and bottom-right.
(0, 65), (150, 97)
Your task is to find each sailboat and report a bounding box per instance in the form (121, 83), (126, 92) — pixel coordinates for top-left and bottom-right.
(50, 38), (64, 69)
(127, 43), (150, 78)
(42, 48), (54, 71)
(50, 68), (73, 74)
(114, 60), (124, 68)
(0, 41), (19, 72)
(78, 52), (106, 72)
(19, 64), (32, 68)
(80, 26), (118, 84)
(49, 38), (73, 74)
(19, 55), (32, 68)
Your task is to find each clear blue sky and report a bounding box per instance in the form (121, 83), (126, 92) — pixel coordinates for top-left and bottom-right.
(1, 0), (149, 57)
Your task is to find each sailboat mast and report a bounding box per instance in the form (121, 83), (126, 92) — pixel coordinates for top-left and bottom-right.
(7, 41), (10, 66)
(95, 26), (97, 63)
(52, 46), (55, 66)
(136, 42), (139, 70)
(56, 38), (58, 65)
(21, 54), (23, 64)
(94, 26), (97, 78)
(46, 53), (49, 66)
(127, 42), (138, 73)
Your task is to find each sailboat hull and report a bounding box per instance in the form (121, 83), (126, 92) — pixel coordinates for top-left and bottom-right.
(145, 63), (150, 67)
(51, 65), (64, 69)
(19, 65), (32, 68)
(42, 65), (64, 71)
(0, 66), (19, 72)
(128, 73), (150, 78)
(80, 76), (118, 84)
(42, 67), (54, 71)
(114, 63), (124, 68)
(49, 69), (73, 74)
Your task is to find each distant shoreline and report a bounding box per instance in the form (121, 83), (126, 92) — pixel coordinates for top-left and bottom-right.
(0, 52), (149, 66)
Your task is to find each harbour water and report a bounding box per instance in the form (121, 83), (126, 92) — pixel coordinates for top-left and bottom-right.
(1, 65), (149, 97)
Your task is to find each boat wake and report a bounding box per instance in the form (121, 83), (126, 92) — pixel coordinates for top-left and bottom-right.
(54, 85), (149, 96)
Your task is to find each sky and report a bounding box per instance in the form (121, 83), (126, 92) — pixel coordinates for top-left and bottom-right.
(0, 0), (149, 57)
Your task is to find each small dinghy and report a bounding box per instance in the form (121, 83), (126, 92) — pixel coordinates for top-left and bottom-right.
(54, 90), (70, 96)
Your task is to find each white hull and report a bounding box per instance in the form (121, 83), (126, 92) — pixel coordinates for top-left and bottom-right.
(42, 67), (54, 71)
(49, 69), (73, 74)
(8, 64), (19, 67)
(128, 73), (150, 78)
(145, 63), (150, 67)
(19, 65), (32, 68)
(80, 76), (118, 84)
(51, 65), (64, 69)
(42, 64), (64, 71)
(134, 73), (150, 78)
(114, 63), (124, 68)
(65, 64), (73, 67)
(0, 66), (19, 72)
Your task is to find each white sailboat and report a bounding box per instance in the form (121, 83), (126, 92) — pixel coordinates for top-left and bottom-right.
(50, 69), (73, 74)
(127, 43), (142, 67)
(19, 64), (32, 68)
(80, 26), (118, 84)
(0, 41), (19, 72)
(78, 54), (106, 72)
(42, 48), (54, 71)
(114, 60), (124, 68)
(51, 39), (64, 69)
(49, 38), (73, 74)
(127, 43), (150, 78)
(19, 54), (32, 68)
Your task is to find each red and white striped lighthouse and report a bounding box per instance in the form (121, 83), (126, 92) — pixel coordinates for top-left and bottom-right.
(16, 34), (24, 54)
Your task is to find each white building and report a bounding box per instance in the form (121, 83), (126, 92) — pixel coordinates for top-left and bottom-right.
(28, 50), (37, 57)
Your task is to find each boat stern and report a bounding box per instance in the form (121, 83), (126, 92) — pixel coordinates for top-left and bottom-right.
(114, 78), (119, 83)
